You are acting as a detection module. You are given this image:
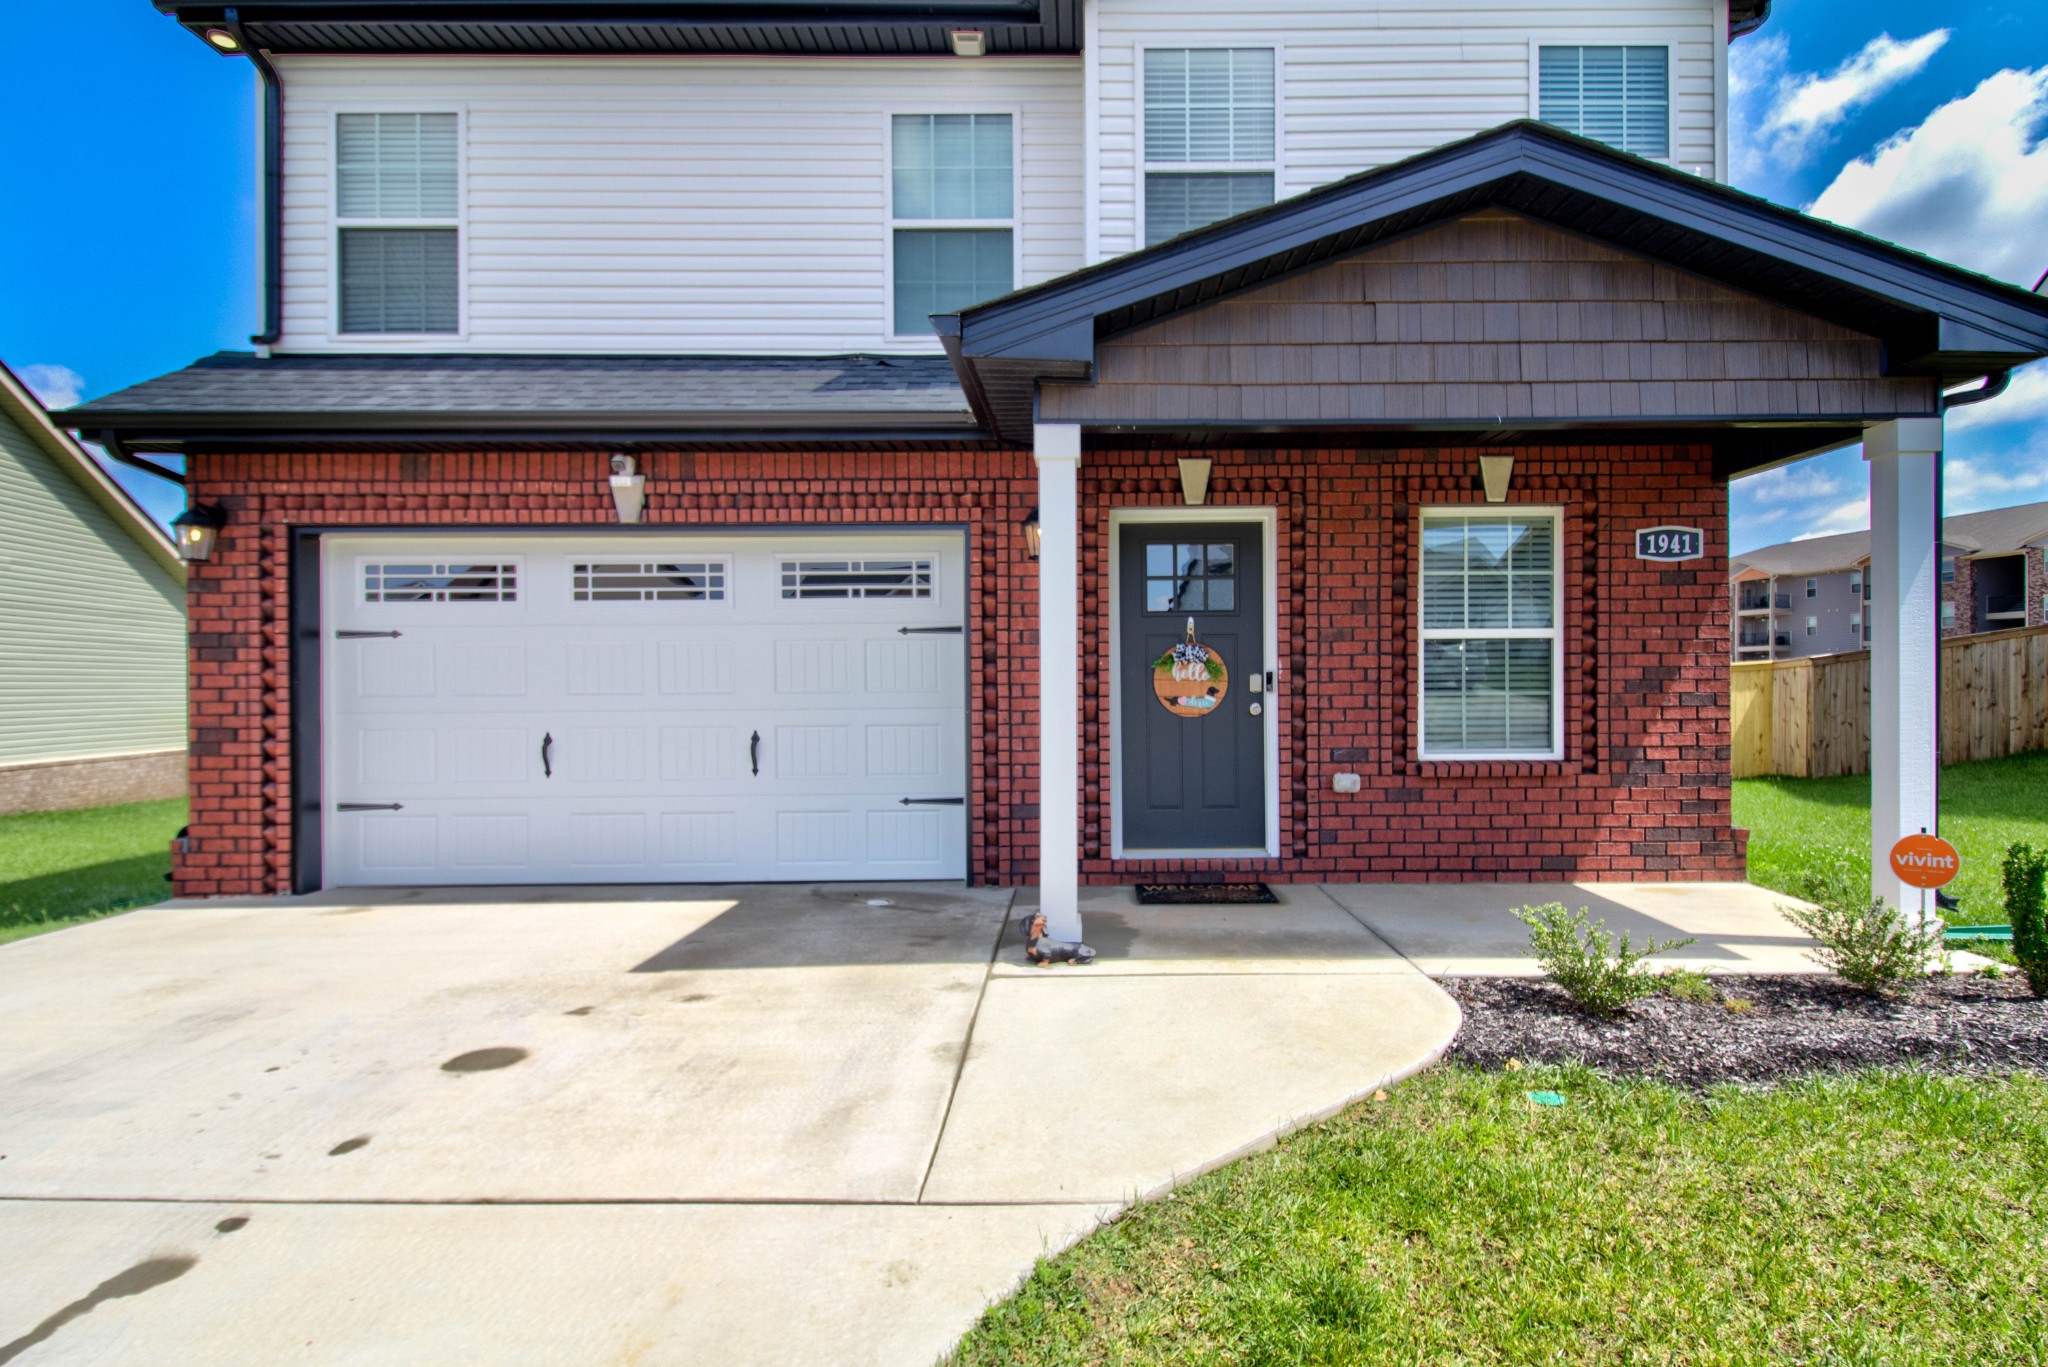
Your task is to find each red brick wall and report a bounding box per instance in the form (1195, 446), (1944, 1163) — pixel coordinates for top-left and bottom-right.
(1941, 553), (1972, 637)
(178, 441), (1744, 895)
(2032, 547), (2048, 628)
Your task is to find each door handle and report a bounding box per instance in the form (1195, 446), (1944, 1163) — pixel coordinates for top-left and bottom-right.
(541, 732), (553, 779)
(750, 730), (761, 777)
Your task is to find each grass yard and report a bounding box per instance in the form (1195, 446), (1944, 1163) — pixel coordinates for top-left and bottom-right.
(954, 1067), (2048, 1366)
(0, 798), (186, 946)
(1735, 749), (2048, 924)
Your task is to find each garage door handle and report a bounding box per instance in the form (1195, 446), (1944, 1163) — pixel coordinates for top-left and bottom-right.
(899, 797), (965, 806)
(541, 732), (553, 779)
(337, 803), (403, 812)
(335, 630), (402, 640)
(897, 625), (963, 635)
(750, 730), (761, 777)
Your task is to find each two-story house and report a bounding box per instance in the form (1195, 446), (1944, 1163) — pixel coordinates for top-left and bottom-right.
(63, 1), (2048, 929)
(1732, 497), (2048, 660)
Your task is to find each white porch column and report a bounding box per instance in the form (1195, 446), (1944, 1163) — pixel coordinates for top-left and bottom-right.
(1034, 422), (1085, 941)
(1865, 417), (1943, 917)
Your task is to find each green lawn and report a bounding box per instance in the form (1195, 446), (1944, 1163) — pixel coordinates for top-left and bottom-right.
(1735, 750), (2048, 924)
(954, 1068), (2048, 1366)
(0, 798), (187, 945)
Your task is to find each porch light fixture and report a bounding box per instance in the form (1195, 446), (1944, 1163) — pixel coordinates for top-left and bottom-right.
(202, 27), (242, 51)
(609, 454), (647, 525)
(170, 503), (227, 563)
(1478, 454), (1514, 503)
(1021, 506), (1041, 560)
(1176, 456), (1212, 506)
(949, 28), (987, 57)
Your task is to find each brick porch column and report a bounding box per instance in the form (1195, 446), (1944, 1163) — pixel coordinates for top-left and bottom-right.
(1034, 422), (1083, 940)
(1865, 417), (1943, 918)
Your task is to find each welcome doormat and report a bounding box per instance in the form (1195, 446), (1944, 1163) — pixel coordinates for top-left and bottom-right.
(1134, 883), (1280, 905)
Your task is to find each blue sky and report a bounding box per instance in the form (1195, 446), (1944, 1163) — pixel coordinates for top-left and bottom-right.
(1, 1), (2044, 548)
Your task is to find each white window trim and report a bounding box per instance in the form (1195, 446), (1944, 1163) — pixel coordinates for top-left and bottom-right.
(1107, 506), (1280, 860)
(1526, 37), (1683, 168)
(772, 550), (944, 609)
(1805, 577), (1818, 597)
(326, 104), (469, 344)
(881, 107), (1024, 347)
(1417, 506), (1565, 763)
(1135, 42), (1284, 252)
(567, 557), (735, 612)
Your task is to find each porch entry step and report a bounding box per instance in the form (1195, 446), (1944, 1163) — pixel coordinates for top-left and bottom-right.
(1133, 883), (1280, 906)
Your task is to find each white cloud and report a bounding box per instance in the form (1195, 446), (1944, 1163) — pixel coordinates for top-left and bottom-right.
(1735, 30), (1949, 178)
(1791, 495), (1872, 540)
(1943, 432), (2048, 515)
(1807, 66), (2048, 286)
(1945, 359), (2048, 434)
(16, 363), (84, 411)
(1740, 462), (1847, 507)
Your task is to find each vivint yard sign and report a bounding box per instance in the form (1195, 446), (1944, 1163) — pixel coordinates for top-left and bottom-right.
(1635, 526), (1704, 561)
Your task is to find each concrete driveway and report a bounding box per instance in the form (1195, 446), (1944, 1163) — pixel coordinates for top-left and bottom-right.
(0, 883), (1457, 1365)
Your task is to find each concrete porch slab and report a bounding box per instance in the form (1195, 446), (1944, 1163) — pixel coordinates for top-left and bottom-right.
(1318, 880), (1826, 976)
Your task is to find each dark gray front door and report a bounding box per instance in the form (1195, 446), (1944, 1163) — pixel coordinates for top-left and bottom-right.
(1119, 522), (1267, 851)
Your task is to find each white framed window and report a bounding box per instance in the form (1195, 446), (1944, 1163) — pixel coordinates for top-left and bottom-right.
(1419, 510), (1562, 761)
(1141, 47), (1277, 247)
(363, 560), (516, 604)
(780, 557), (935, 601)
(1805, 577), (1818, 597)
(1941, 556), (1957, 583)
(571, 561), (727, 603)
(1850, 570), (1862, 596)
(1850, 612), (1862, 630)
(1537, 45), (1670, 158)
(889, 113), (1015, 338)
(1805, 616), (1817, 636)
(1941, 601), (1957, 627)
(334, 112), (462, 336)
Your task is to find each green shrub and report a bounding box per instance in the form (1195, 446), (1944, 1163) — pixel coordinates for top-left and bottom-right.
(2002, 842), (2048, 998)
(1512, 902), (1695, 1017)
(1788, 844), (1872, 919)
(1781, 896), (1942, 995)
(1660, 968), (1717, 1004)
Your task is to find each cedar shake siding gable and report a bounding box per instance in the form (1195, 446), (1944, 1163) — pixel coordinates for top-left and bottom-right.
(1040, 212), (1937, 427)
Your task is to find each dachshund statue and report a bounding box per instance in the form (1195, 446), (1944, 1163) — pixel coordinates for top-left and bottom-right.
(1021, 911), (1097, 967)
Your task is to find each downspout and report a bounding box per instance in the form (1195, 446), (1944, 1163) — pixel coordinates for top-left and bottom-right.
(223, 8), (283, 352)
(91, 431), (188, 487)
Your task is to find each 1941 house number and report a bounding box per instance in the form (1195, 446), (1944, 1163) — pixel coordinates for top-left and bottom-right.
(1635, 526), (1704, 561)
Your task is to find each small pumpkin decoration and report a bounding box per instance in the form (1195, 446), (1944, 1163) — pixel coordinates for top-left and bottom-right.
(1152, 617), (1228, 718)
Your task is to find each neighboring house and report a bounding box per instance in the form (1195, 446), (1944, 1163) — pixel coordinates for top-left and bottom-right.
(0, 361), (186, 815)
(1731, 498), (2048, 660)
(60, 3), (2048, 927)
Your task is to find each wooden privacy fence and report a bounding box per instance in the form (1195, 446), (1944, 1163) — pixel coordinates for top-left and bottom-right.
(1731, 624), (2048, 779)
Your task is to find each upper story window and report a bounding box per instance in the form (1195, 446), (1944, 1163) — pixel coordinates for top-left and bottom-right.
(1143, 48), (1276, 247)
(336, 112), (460, 335)
(1941, 555), (1957, 583)
(1419, 510), (1562, 760)
(1805, 577), (1818, 598)
(891, 114), (1014, 338)
(1537, 46), (1669, 159)
(1850, 570), (1863, 596)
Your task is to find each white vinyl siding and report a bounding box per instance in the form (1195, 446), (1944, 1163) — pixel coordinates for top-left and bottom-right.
(1419, 510), (1562, 760)
(0, 407), (185, 765)
(890, 114), (1015, 337)
(1093, 0), (1720, 259)
(1142, 48), (1276, 245)
(1537, 45), (1669, 157)
(276, 56), (1082, 354)
(335, 112), (461, 335)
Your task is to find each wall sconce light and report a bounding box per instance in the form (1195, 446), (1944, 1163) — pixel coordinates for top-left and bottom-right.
(609, 454), (647, 524)
(1176, 456), (1212, 506)
(949, 28), (987, 57)
(170, 503), (227, 563)
(1478, 454), (1515, 503)
(202, 27), (243, 51)
(1021, 506), (1041, 561)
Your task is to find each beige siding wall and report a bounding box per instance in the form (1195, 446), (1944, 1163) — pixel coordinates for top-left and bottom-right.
(0, 408), (186, 764)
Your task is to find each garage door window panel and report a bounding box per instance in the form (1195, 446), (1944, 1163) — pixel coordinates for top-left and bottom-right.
(780, 558), (936, 601)
(363, 561), (519, 603)
(572, 561), (729, 603)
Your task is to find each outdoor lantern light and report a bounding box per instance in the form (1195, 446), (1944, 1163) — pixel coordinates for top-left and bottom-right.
(949, 28), (987, 57)
(170, 504), (226, 563)
(1176, 456), (1212, 506)
(609, 454), (647, 524)
(1022, 506), (1041, 561)
(203, 27), (242, 51)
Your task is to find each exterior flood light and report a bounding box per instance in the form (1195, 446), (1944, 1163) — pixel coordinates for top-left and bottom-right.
(1022, 506), (1041, 561)
(203, 27), (242, 51)
(949, 28), (987, 57)
(171, 503), (227, 562)
(609, 454), (647, 524)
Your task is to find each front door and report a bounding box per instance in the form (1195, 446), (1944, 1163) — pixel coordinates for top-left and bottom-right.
(1118, 522), (1267, 851)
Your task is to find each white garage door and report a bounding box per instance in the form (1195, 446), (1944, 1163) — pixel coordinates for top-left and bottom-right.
(321, 532), (968, 886)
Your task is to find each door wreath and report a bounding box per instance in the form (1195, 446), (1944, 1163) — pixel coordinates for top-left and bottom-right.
(1152, 617), (1229, 718)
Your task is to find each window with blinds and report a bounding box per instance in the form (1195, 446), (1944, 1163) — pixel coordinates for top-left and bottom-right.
(891, 114), (1014, 336)
(336, 112), (460, 334)
(1537, 47), (1669, 158)
(1143, 48), (1276, 246)
(1419, 511), (1562, 759)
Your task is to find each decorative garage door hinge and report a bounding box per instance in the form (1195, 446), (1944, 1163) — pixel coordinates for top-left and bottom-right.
(899, 797), (966, 805)
(896, 625), (963, 635)
(334, 630), (402, 639)
(336, 803), (404, 812)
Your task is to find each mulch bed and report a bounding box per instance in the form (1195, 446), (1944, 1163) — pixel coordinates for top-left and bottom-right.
(1445, 974), (2048, 1089)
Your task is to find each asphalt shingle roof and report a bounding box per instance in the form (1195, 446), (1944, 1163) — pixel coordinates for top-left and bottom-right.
(1731, 498), (2048, 578)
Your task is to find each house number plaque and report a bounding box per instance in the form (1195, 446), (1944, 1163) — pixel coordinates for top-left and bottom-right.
(1634, 526), (1704, 561)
